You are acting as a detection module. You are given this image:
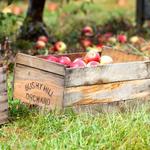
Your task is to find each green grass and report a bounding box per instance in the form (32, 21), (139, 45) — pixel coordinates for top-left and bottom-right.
(1, 103), (150, 149)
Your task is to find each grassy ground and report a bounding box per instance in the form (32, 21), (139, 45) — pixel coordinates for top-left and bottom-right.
(1, 101), (150, 149)
(1, 1), (150, 149)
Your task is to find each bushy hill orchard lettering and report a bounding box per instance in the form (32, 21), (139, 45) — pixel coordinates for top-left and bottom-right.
(25, 82), (54, 105)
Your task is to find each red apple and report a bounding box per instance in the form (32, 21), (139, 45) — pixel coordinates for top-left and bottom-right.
(82, 26), (93, 36)
(44, 55), (59, 63)
(117, 34), (127, 43)
(38, 36), (48, 43)
(12, 6), (23, 15)
(104, 32), (112, 38)
(87, 61), (100, 67)
(73, 58), (83, 63)
(36, 40), (46, 49)
(81, 39), (92, 48)
(70, 59), (86, 68)
(84, 51), (100, 63)
(58, 56), (71, 66)
(100, 55), (113, 64)
(48, 2), (58, 12)
(54, 41), (67, 53)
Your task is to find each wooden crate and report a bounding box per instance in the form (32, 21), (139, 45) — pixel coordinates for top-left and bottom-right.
(13, 49), (150, 113)
(0, 65), (8, 124)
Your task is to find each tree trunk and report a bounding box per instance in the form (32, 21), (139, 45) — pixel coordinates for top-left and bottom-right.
(136, 0), (145, 29)
(18, 0), (50, 41)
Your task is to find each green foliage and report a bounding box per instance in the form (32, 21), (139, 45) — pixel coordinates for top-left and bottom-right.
(0, 12), (23, 42)
(7, 0), (14, 5)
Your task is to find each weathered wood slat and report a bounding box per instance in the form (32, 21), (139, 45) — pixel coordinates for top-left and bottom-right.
(102, 48), (149, 62)
(0, 101), (8, 112)
(15, 53), (66, 76)
(0, 82), (7, 93)
(64, 79), (150, 106)
(65, 61), (150, 87)
(0, 74), (6, 83)
(70, 97), (150, 114)
(0, 111), (8, 125)
(0, 95), (7, 103)
(13, 64), (65, 110)
(0, 66), (6, 73)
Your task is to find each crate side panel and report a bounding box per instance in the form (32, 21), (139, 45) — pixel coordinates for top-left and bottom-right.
(102, 48), (148, 62)
(64, 79), (150, 106)
(0, 111), (8, 125)
(70, 97), (150, 114)
(16, 53), (65, 76)
(13, 64), (65, 110)
(65, 61), (150, 87)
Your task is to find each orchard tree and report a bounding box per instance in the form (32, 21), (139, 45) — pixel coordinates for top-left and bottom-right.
(7, 0), (50, 41)
(19, 0), (50, 41)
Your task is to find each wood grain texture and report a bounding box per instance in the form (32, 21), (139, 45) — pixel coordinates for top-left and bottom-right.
(0, 95), (8, 103)
(13, 64), (65, 110)
(70, 97), (150, 114)
(0, 82), (6, 93)
(102, 48), (149, 63)
(0, 111), (8, 125)
(64, 79), (150, 106)
(0, 101), (8, 112)
(0, 66), (6, 93)
(39, 52), (89, 61)
(16, 53), (66, 76)
(65, 61), (150, 87)
(0, 73), (6, 83)
(0, 66), (6, 73)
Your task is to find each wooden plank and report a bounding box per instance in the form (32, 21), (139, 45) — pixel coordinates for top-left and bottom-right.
(0, 111), (8, 125)
(0, 74), (6, 83)
(102, 48), (148, 63)
(0, 66), (6, 73)
(13, 64), (65, 110)
(70, 97), (150, 114)
(0, 95), (8, 104)
(39, 52), (88, 61)
(15, 53), (66, 76)
(65, 61), (150, 87)
(0, 82), (6, 93)
(64, 79), (150, 107)
(0, 102), (8, 112)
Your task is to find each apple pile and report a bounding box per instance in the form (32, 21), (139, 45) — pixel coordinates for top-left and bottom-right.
(35, 35), (67, 53)
(40, 51), (113, 68)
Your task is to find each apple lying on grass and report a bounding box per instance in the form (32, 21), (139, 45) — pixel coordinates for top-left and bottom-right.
(36, 40), (46, 49)
(117, 34), (127, 43)
(84, 51), (101, 63)
(38, 36), (48, 43)
(100, 55), (113, 65)
(81, 39), (92, 48)
(82, 26), (94, 37)
(129, 36), (139, 44)
(54, 41), (67, 53)
(86, 45), (103, 53)
(58, 56), (71, 66)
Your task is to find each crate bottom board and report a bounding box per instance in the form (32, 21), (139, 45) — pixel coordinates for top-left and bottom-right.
(0, 111), (8, 125)
(68, 97), (150, 114)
